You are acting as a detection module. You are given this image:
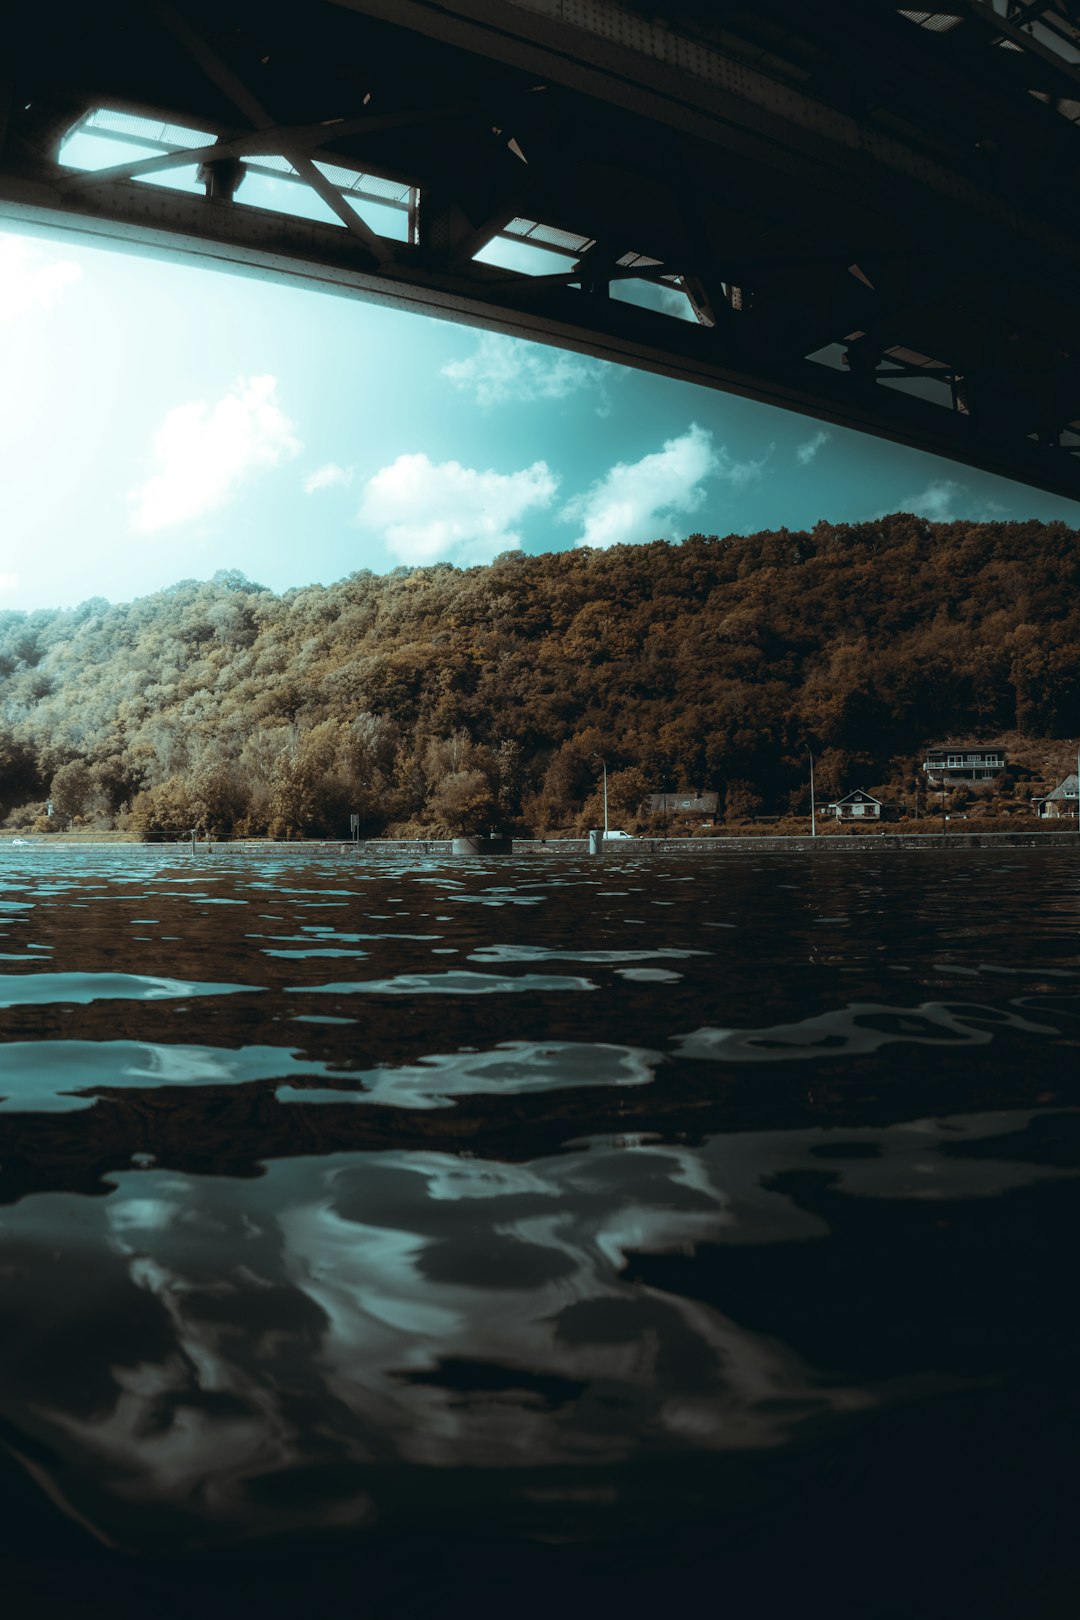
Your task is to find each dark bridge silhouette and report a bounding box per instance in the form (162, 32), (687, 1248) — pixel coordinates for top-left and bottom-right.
(5, 1), (1080, 499)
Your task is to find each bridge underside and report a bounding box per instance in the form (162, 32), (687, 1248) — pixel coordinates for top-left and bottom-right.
(4, 0), (1080, 501)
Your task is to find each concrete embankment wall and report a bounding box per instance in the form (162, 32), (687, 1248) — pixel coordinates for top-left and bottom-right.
(512, 832), (1077, 853)
(5, 831), (1077, 855)
(354, 832), (1077, 856)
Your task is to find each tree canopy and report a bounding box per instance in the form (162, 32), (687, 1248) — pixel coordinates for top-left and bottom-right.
(2, 516), (1078, 836)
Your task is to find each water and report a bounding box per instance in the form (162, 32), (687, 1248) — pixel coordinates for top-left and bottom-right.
(1, 845), (1078, 1617)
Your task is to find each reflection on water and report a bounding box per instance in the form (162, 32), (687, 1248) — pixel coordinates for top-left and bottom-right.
(0, 1041), (352, 1113)
(1, 845), (1079, 1615)
(676, 997), (1062, 1060)
(276, 1040), (660, 1110)
(0, 971), (260, 1008)
(290, 969), (600, 995)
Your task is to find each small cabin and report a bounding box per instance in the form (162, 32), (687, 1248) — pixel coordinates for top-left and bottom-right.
(827, 789), (883, 822)
(1032, 773), (1079, 819)
(923, 744), (1006, 782)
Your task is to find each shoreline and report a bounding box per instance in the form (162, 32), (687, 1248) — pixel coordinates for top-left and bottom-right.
(3, 829), (1078, 854)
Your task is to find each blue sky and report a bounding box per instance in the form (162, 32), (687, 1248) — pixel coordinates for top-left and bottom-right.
(3, 222), (1080, 614)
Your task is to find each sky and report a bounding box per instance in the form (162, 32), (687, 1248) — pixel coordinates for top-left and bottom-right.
(4, 219), (1080, 614)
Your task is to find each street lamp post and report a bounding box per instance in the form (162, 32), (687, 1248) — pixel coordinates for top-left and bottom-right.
(592, 754), (609, 835)
(809, 750), (816, 837)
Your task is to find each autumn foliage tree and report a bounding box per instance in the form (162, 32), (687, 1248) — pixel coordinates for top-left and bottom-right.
(1, 516), (1079, 836)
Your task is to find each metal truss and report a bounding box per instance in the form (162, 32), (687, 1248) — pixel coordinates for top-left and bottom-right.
(3, 0), (1080, 500)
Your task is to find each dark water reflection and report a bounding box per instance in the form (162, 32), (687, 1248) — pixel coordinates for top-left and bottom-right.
(1, 846), (1079, 1617)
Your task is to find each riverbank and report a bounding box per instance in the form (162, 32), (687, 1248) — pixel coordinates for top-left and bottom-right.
(5, 829), (1077, 854)
(512, 830), (1079, 854)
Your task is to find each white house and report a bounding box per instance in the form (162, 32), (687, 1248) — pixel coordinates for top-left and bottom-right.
(826, 789), (883, 822)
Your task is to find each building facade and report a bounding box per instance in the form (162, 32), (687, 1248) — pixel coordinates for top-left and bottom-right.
(1032, 773), (1079, 818)
(923, 745), (1006, 783)
(826, 790), (883, 821)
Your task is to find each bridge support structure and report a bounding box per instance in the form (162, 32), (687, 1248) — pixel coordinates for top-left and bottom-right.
(3, 0), (1080, 500)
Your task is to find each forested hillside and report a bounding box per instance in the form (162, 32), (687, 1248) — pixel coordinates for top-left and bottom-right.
(2, 514), (1079, 836)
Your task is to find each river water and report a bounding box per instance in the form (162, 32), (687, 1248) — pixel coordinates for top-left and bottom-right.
(0, 844), (1077, 1617)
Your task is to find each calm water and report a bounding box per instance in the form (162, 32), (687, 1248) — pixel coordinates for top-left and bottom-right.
(1, 844), (1078, 1617)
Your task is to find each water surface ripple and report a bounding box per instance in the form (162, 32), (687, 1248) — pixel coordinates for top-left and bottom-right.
(0, 843), (1078, 1618)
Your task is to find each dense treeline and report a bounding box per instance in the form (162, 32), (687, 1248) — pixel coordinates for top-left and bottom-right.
(2, 514), (1079, 837)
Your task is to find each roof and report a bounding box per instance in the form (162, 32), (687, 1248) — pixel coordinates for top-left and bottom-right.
(828, 789), (883, 805)
(1040, 773), (1079, 800)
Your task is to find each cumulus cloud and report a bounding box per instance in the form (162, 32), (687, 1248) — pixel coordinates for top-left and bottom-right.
(441, 333), (610, 408)
(559, 423), (742, 549)
(875, 479), (1006, 523)
(0, 234), (82, 326)
(129, 375), (301, 533)
(304, 461), (354, 494)
(796, 428), (831, 465)
(356, 452), (558, 565)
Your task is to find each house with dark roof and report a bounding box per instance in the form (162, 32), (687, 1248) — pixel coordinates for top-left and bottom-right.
(826, 789), (884, 822)
(923, 744), (1006, 783)
(1032, 773), (1078, 819)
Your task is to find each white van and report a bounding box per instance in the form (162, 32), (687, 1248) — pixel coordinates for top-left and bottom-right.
(602, 829), (637, 840)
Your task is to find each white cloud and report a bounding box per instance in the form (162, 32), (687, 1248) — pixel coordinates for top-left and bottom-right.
(129, 375), (301, 534)
(304, 461), (353, 493)
(356, 452), (558, 565)
(441, 333), (610, 408)
(715, 444), (771, 487)
(560, 423), (740, 549)
(876, 479), (1006, 523)
(796, 428), (831, 465)
(0, 234), (82, 326)
(0, 572), (19, 594)
(898, 479), (964, 521)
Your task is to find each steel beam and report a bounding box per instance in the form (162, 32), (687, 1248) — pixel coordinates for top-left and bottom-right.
(3, 0), (1080, 503)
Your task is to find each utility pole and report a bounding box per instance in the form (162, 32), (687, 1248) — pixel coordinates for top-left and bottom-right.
(809, 750), (816, 837)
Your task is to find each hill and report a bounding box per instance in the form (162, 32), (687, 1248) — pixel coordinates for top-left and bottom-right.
(1, 516), (1078, 837)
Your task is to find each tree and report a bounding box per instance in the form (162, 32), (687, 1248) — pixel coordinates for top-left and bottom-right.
(48, 760), (95, 826)
(581, 765), (650, 831)
(1, 515), (1078, 836)
(426, 769), (498, 832)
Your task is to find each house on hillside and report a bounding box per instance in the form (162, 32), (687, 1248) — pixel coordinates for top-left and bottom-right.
(827, 789), (884, 822)
(1032, 773), (1079, 818)
(645, 791), (719, 826)
(923, 744), (1006, 782)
